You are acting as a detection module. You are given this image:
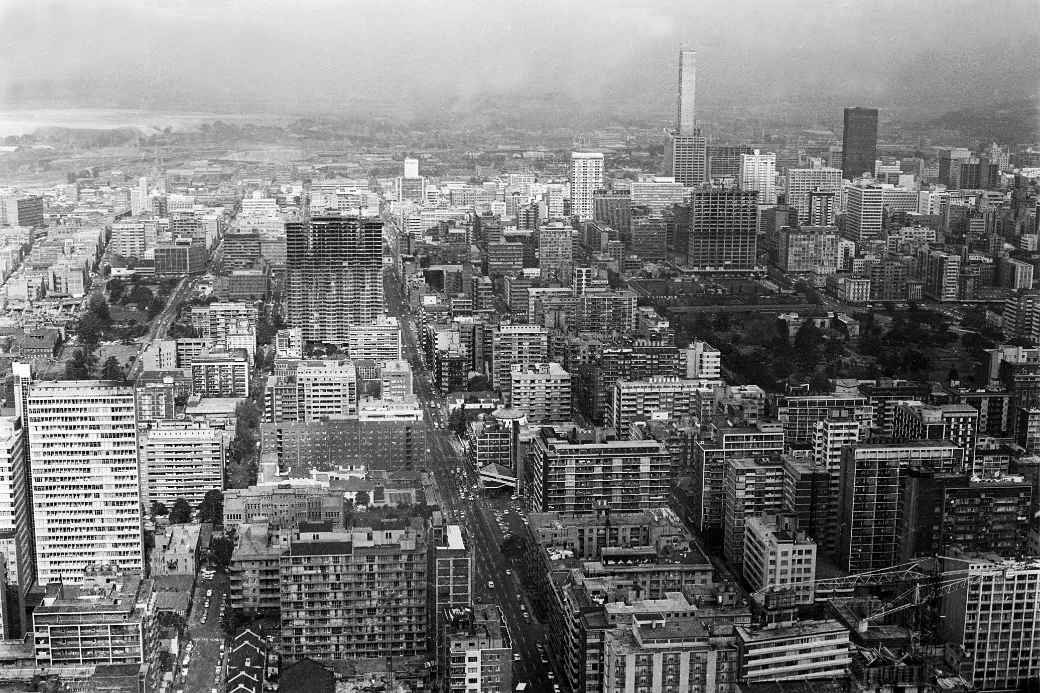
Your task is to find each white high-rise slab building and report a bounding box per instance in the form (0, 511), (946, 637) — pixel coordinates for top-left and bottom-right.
(677, 49), (696, 134)
(570, 152), (604, 221)
(739, 150), (777, 205)
(27, 380), (143, 583)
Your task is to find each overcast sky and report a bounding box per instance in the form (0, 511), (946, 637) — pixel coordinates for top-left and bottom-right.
(1, 0), (1037, 123)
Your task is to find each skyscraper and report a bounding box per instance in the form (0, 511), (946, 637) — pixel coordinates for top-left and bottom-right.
(677, 49), (696, 134)
(27, 380), (143, 583)
(666, 49), (707, 186)
(684, 189), (759, 271)
(570, 152), (603, 221)
(739, 150), (777, 205)
(286, 213), (384, 343)
(841, 107), (879, 180)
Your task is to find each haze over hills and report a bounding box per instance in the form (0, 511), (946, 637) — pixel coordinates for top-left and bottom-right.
(1, 0), (1037, 135)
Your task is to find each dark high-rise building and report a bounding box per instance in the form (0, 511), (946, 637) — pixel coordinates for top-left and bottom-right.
(286, 213), (383, 343)
(841, 107), (879, 180)
(707, 144), (754, 180)
(684, 189), (758, 271)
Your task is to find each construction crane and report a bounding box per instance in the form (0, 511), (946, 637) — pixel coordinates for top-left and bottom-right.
(753, 555), (1036, 630)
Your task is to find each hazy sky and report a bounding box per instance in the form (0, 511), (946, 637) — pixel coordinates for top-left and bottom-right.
(1, 0), (1037, 124)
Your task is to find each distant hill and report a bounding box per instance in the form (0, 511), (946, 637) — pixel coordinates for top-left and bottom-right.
(924, 99), (1038, 146)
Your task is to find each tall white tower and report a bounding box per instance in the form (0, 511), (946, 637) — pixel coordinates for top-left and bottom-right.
(570, 152), (604, 221)
(27, 380), (143, 583)
(739, 150), (778, 205)
(677, 49), (697, 134)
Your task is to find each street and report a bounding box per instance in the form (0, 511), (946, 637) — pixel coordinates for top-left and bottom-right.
(177, 571), (230, 693)
(384, 271), (561, 691)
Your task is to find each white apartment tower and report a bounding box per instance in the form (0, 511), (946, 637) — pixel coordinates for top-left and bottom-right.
(27, 381), (143, 583)
(570, 152), (604, 221)
(739, 150), (777, 205)
(786, 168), (843, 224)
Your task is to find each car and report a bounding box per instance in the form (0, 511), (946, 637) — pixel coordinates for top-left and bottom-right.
(547, 669), (554, 679)
(487, 580), (495, 589)
(505, 569), (512, 576)
(206, 589), (213, 597)
(553, 685), (562, 693)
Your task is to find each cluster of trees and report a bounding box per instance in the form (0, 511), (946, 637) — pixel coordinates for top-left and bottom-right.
(858, 308), (956, 380)
(226, 400), (261, 488)
(151, 489), (224, 525)
(65, 348), (125, 381)
(107, 277), (165, 318)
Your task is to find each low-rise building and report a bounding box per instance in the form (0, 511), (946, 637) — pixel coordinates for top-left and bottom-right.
(735, 620), (851, 682)
(150, 523), (206, 576)
(222, 484), (345, 532)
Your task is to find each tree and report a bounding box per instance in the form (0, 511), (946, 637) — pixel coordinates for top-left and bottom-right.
(100, 356), (124, 381)
(151, 501), (168, 517)
(197, 490), (223, 524)
(209, 536), (234, 570)
(87, 293), (111, 323)
(169, 498), (192, 524)
(108, 278), (126, 303)
(65, 349), (97, 379)
(466, 375), (490, 392)
(355, 491), (370, 507)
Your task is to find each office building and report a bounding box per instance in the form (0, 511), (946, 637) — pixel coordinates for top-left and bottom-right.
(380, 359), (413, 400)
(491, 325), (549, 399)
(666, 50), (707, 186)
(138, 421), (226, 511)
(610, 376), (702, 438)
(190, 301), (259, 343)
(440, 605), (512, 693)
(433, 524), (472, 615)
(32, 567), (152, 667)
(744, 514), (817, 606)
(682, 340), (721, 380)
(275, 328), (304, 359)
(707, 144), (754, 180)
(939, 556), (1040, 692)
(261, 419), (426, 473)
(777, 226), (841, 273)
(348, 317), (402, 361)
(786, 168), (842, 224)
(530, 428), (673, 513)
(839, 441), (962, 572)
(0, 416), (33, 628)
(571, 153), (604, 221)
(893, 401), (978, 472)
(1, 195), (44, 228)
(155, 238), (207, 275)
(229, 522), (284, 613)
(722, 458), (784, 566)
(676, 49), (696, 133)
(693, 420), (785, 536)
(841, 107), (879, 180)
(684, 189), (758, 271)
(629, 206), (668, 260)
(807, 189), (837, 226)
(27, 380), (143, 582)
(922, 249), (961, 302)
(286, 214), (384, 343)
(775, 393), (873, 446)
(223, 485), (345, 532)
(295, 359), (358, 420)
(844, 185), (884, 242)
(509, 362), (571, 423)
(538, 222), (573, 281)
(900, 473), (1031, 560)
(735, 620), (851, 682)
(279, 521), (428, 665)
(191, 347), (251, 397)
(739, 150), (777, 205)
(666, 133), (708, 187)
(134, 379), (177, 423)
